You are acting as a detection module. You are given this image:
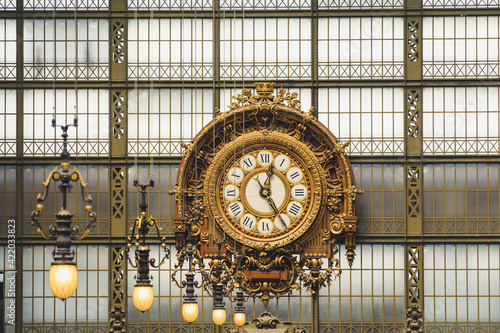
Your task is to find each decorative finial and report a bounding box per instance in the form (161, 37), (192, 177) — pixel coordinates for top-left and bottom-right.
(255, 82), (275, 97)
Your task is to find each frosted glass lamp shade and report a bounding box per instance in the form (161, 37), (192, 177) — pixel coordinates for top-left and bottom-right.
(133, 285), (155, 312)
(212, 309), (226, 326)
(182, 302), (199, 323)
(234, 312), (246, 327)
(49, 264), (78, 300)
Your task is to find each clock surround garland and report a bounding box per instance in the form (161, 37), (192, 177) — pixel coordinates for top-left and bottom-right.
(172, 82), (362, 309)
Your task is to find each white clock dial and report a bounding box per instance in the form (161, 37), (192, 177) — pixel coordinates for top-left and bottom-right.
(228, 201), (244, 218)
(241, 214), (257, 230)
(274, 155), (290, 171)
(291, 185), (307, 200)
(224, 185), (239, 200)
(244, 172), (286, 214)
(228, 167), (244, 184)
(241, 155), (257, 171)
(274, 214), (291, 230)
(287, 167), (303, 183)
(257, 151), (273, 166)
(258, 219), (273, 234)
(287, 201), (303, 218)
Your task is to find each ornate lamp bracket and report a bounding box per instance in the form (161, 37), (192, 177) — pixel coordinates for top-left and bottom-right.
(30, 117), (96, 262)
(126, 177), (170, 282)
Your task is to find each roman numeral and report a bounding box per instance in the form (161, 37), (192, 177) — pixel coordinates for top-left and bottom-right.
(229, 203), (242, 216)
(279, 159), (285, 167)
(226, 189), (236, 197)
(289, 203), (301, 216)
(230, 173), (240, 179)
(294, 188), (305, 197)
(242, 216), (253, 228)
(262, 222), (270, 231)
(243, 158), (253, 168)
(259, 154), (270, 163)
(290, 171), (300, 179)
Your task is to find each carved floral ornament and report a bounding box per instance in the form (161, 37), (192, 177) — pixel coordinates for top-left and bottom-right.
(172, 82), (362, 308)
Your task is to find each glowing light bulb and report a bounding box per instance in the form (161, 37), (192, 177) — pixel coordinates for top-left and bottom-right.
(182, 302), (199, 323)
(132, 285), (154, 312)
(212, 308), (226, 326)
(234, 312), (246, 327)
(49, 264), (78, 300)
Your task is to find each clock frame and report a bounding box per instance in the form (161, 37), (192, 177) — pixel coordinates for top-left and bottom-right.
(204, 131), (327, 249)
(172, 82), (361, 305)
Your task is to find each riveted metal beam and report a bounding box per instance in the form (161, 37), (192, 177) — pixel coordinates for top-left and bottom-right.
(311, 0), (318, 118)
(213, 0), (221, 114)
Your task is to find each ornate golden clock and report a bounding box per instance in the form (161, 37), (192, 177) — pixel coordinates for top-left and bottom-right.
(204, 130), (326, 250)
(172, 82), (361, 305)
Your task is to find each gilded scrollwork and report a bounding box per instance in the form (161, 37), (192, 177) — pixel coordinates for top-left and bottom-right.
(228, 87), (258, 109)
(274, 87), (301, 109)
(238, 251), (300, 307)
(296, 246), (341, 293)
(329, 215), (344, 235)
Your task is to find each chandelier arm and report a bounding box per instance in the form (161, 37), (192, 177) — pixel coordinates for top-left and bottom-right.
(71, 168), (90, 199)
(68, 168), (96, 240)
(124, 247), (138, 269)
(30, 169), (62, 240)
(31, 211), (57, 240)
(151, 217), (165, 240)
(70, 208), (97, 240)
(127, 218), (140, 246)
(172, 273), (185, 289)
(149, 249), (169, 268)
(203, 283), (214, 297)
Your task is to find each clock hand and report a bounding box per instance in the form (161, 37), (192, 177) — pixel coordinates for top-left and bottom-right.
(253, 175), (265, 191)
(267, 197), (287, 229)
(254, 175), (271, 199)
(266, 197), (280, 214)
(264, 164), (273, 189)
(276, 214), (287, 229)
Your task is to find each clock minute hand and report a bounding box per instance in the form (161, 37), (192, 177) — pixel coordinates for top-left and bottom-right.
(264, 164), (273, 189)
(266, 197), (287, 229)
(267, 197), (280, 214)
(277, 215), (287, 229)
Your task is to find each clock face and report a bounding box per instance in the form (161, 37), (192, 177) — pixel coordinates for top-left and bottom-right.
(222, 148), (309, 238)
(204, 131), (326, 248)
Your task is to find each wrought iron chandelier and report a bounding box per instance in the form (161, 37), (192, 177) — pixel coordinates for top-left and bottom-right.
(31, 116), (96, 300)
(126, 175), (170, 312)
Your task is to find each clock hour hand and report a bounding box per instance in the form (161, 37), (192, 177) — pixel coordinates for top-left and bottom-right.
(254, 175), (272, 200)
(253, 175), (265, 191)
